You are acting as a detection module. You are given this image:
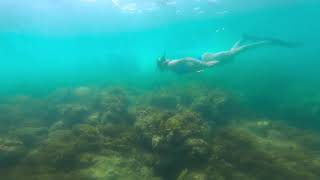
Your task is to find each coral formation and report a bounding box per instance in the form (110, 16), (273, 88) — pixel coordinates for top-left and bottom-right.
(56, 104), (90, 125)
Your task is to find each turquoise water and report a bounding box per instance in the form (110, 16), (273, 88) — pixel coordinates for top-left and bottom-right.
(1, 1), (319, 90)
(1, 1), (320, 179)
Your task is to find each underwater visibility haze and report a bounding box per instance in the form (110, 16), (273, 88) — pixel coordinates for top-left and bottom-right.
(1, 0), (320, 179)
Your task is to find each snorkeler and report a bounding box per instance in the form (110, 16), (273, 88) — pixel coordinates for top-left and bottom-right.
(157, 35), (301, 74)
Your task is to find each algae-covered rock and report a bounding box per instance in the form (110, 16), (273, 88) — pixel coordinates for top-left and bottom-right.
(184, 138), (210, 162)
(81, 154), (161, 180)
(96, 88), (132, 124)
(164, 111), (209, 143)
(49, 120), (65, 132)
(56, 104), (90, 125)
(34, 130), (79, 168)
(149, 93), (179, 110)
(191, 90), (240, 123)
(85, 112), (101, 126)
(11, 127), (47, 147)
(177, 169), (209, 180)
(206, 126), (320, 180)
(31, 128), (101, 169)
(73, 86), (92, 97)
(136, 110), (209, 151)
(98, 88), (129, 111)
(95, 121), (139, 153)
(0, 137), (26, 166)
(31, 121), (132, 169)
(135, 109), (172, 149)
(136, 110), (210, 179)
(72, 124), (104, 152)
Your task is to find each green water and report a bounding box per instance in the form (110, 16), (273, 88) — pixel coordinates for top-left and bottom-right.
(1, 1), (320, 179)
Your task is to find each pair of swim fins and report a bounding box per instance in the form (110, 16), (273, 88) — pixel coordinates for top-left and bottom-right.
(242, 33), (303, 48)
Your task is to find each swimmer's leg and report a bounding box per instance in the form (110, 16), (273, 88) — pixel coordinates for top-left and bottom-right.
(231, 36), (301, 55)
(231, 40), (270, 54)
(202, 39), (270, 64)
(196, 60), (220, 73)
(202, 37), (248, 61)
(231, 40), (242, 50)
(231, 38), (248, 50)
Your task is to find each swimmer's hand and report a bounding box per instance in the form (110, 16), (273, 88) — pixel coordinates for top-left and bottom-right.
(207, 61), (219, 67)
(197, 70), (205, 73)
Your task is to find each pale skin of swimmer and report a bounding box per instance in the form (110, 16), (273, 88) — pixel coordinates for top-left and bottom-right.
(162, 37), (298, 74)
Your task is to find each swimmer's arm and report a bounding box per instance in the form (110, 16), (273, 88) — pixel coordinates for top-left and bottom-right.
(195, 60), (220, 73)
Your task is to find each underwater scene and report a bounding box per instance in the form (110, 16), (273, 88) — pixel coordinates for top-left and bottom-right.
(1, 0), (320, 179)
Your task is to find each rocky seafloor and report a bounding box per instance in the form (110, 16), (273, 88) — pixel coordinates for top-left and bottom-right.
(1, 84), (320, 180)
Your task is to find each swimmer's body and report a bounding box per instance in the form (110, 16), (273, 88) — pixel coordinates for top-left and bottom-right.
(157, 35), (301, 74)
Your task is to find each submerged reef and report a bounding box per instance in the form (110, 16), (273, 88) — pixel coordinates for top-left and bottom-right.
(0, 85), (320, 180)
